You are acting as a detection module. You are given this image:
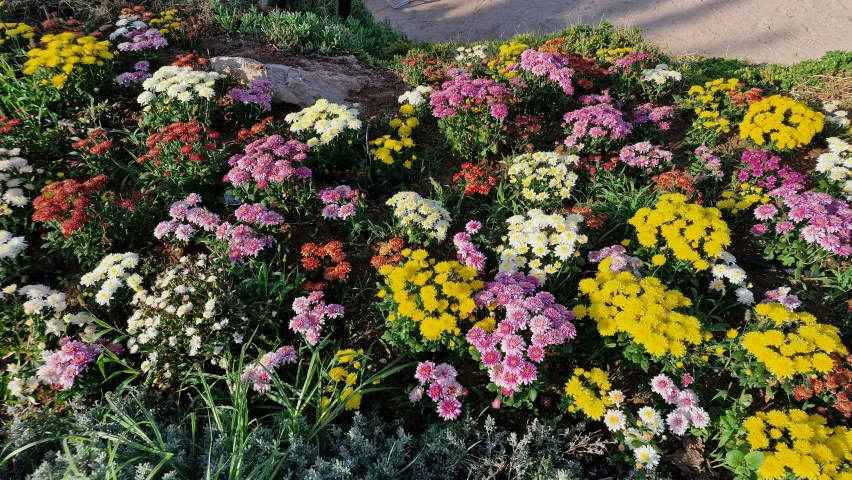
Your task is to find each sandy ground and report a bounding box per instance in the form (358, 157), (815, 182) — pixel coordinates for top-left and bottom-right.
(364, 0), (852, 64)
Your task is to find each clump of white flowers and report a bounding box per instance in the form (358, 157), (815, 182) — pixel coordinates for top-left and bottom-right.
(498, 210), (588, 281)
(506, 151), (580, 204)
(284, 99), (362, 148)
(455, 44), (488, 63)
(386, 191), (452, 242)
(640, 64), (682, 85)
(815, 137), (852, 201)
(137, 66), (224, 106)
(0, 148), (33, 216)
(822, 100), (850, 127)
(708, 251), (754, 305)
(80, 253), (144, 306)
(109, 15), (148, 40)
(17, 284), (67, 315)
(0, 230), (27, 260)
(398, 85), (433, 106)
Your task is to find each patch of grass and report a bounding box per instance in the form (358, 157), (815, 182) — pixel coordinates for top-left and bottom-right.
(760, 50), (852, 90)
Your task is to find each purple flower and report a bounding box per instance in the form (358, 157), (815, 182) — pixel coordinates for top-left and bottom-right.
(563, 100), (632, 151)
(618, 142), (672, 170)
(518, 49), (575, 94)
(490, 102), (508, 120)
(228, 79), (274, 111)
(750, 224), (768, 236)
(288, 292), (344, 345)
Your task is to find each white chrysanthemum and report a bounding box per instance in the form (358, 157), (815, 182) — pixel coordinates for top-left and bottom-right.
(603, 409), (626, 432)
(386, 191), (452, 241)
(634, 445), (660, 469)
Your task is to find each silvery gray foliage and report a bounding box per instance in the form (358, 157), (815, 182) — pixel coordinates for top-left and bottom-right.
(2, 389), (619, 480)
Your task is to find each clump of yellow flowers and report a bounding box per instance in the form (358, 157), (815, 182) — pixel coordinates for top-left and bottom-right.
(370, 103), (419, 168)
(684, 78), (742, 134)
(742, 409), (852, 480)
(1, 22), (34, 46)
(630, 193), (731, 271)
(576, 257), (703, 359)
(23, 33), (115, 89)
(563, 367), (614, 420)
(741, 303), (847, 380)
(716, 183), (771, 214)
(323, 348), (366, 413)
(148, 9), (182, 35)
(597, 47), (633, 63)
(487, 41), (527, 80)
(740, 95), (824, 151)
(377, 249), (483, 350)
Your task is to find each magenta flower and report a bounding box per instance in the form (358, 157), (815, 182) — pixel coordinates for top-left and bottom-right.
(288, 291), (344, 345)
(412, 361), (466, 421)
(518, 49), (575, 95)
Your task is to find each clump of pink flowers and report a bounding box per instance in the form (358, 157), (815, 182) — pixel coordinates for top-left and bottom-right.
(587, 245), (643, 277)
(453, 220), (486, 272)
(466, 272), (577, 397)
(36, 338), (104, 390)
(409, 361), (467, 421)
(649, 373), (710, 435)
(154, 194), (282, 262)
(116, 61), (151, 86)
(224, 135), (311, 191)
(693, 146), (723, 179)
(763, 286), (801, 311)
(518, 49), (575, 95)
(738, 150), (806, 190)
(618, 142), (673, 171)
(289, 291), (344, 345)
(228, 80), (274, 111)
(318, 185), (361, 220)
(429, 74), (513, 120)
(563, 98), (632, 152)
(607, 52), (654, 74)
(116, 28), (168, 52)
(240, 346), (297, 393)
(632, 103), (674, 131)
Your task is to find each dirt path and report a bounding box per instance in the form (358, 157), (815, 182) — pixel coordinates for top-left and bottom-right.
(364, 0), (852, 64)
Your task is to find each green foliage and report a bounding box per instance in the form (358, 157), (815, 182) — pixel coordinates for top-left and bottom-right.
(760, 50), (852, 90)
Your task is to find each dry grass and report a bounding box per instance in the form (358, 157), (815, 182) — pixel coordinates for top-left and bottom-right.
(790, 73), (852, 108)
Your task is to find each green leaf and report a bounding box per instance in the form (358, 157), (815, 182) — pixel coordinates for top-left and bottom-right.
(725, 450), (745, 469)
(744, 451), (764, 470)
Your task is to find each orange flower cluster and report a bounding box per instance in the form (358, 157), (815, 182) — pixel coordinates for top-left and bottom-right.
(370, 237), (406, 270)
(794, 354), (852, 419)
(0, 116), (22, 134)
(236, 116), (275, 142)
(170, 53), (208, 68)
(651, 169), (703, 203)
(301, 241), (351, 290)
(32, 174), (107, 237)
(452, 162), (497, 196)
(568, 205), (608, 230)
(727, 86), (764, 107)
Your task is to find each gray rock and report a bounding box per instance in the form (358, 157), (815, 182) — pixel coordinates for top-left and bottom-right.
(210, 56), (370, 108)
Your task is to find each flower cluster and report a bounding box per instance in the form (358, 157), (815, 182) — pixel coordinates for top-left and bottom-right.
(136, 120), (223, 188)
(228, 79), (274, 111)
(708, 252), (753, 303)
(80, 253), (143, 305)
(126, 255), (240, 382)
(431, 75), (513, 120)
(737, 149), (806, 190)
(587, 244), (643, 277)
(137, 66), (223, 106)
(0, 148), (31, 216)
(32, 174), (108, 237)
(284, 99), (362, 147)
(0, 22), (35, 47)
(486, 41), (527, 80)
(683, 78), (744, 135)
(506, 151), (580, 204)
(518, 49), (575, 94)
(467, 271), (576, 397)
(632, 103), (674, 131)
(753, 189), (852, 257)
(646, 374), (710, 434)
(109, 14), (147, 40)
(410, 362), (466, 420)
(742, 303), (847, 380)
(739, 95), (824, 151)
(16, 284), (68, 316)
(618, 142), (673, 171)
(154, 194), (281, 262)
(240, 346), (297, 393)
(0, 230), (27, 261)
(651, 170), (702, 203)
(370, 104), (420, 167)
(326, 349), (366, 411)
(564, 367), (614, 420)
(116, 27), (167, 52)
(23, 33), (115, 89)
(377, 249), (482, 346)
(742, 409), (852, 479)
(71, 128), (114, 158)
(386, 191), (451, 241)
(453, 221), (486, 272)
(454, 44), (488, 64)
(318, 185), (360, 220)
(631, 193), (731, 271)
(640, 64), (682, 85)
(577, 258), (703, 359)
(823, 100), (850, 128)
(569, 205), (609, 230)
(815, 137), (852, 201)
(498, 209), (587, 281)
(452, 162), (497, 196)
(148, 9), (183, 35)
(290, 291), (344, 345)
(717, 183), (771, 214)
(692, 145), (723, 178)
(116, 60), (151, 86)
(398, 85), (433, 107)
(300, 242), (350, 290)
(562, 100), (632, 152)
(224, 134), (310, 202)
(36, 337), (104, 390)
(793, 353), (852, 418)
(370, 237), (406, 270)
